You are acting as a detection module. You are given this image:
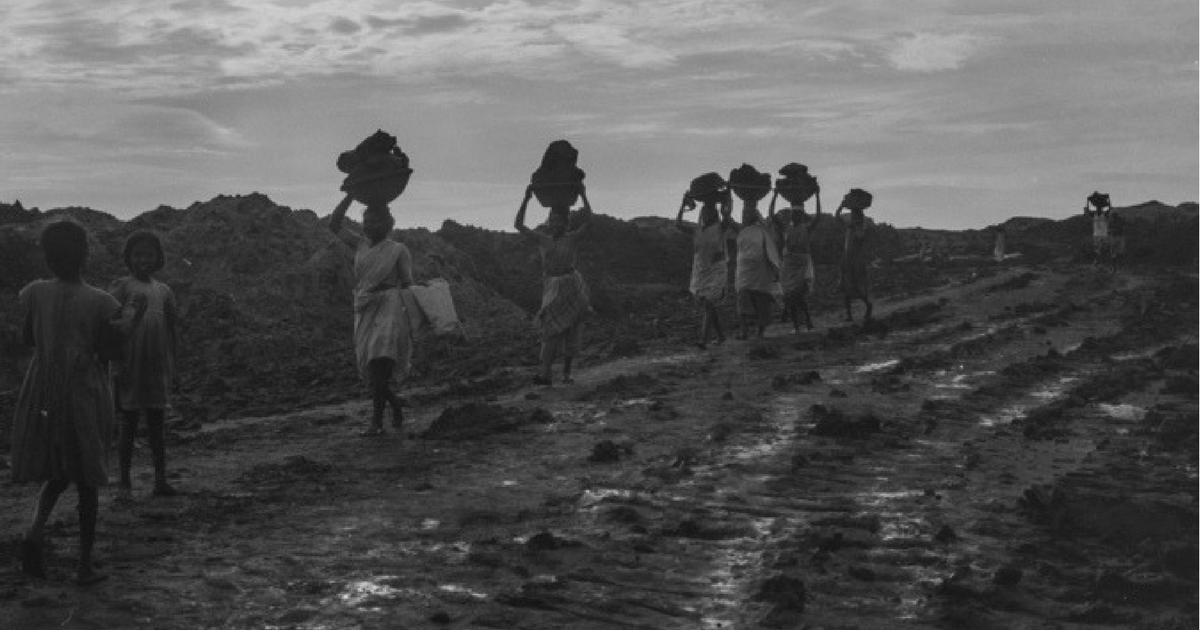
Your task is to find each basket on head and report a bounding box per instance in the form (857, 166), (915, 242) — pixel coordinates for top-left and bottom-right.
(689, 172), (727, 205)
(337, 129), (413, 207)
(1087, 191), (1111, 210)
(531, 140), (585, 209)
(728, 164), (772, 202)
(776, 163), (819, 205)
(842, 188), (873, 211)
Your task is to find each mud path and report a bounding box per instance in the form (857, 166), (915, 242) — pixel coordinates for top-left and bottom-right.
(2, 264), (1196, 630)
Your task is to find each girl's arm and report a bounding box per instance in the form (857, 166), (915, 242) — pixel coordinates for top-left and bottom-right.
(569, 186), (593, 239)
(514, 185), (538, 240)
(329, 193), (353, 234)
(164, 286), (180, 389)
(397, 245), (416, 289)
(675, 193), (696, 234)
(811, 189), (824, 230)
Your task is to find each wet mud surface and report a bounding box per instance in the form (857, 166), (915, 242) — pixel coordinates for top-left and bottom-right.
(2, 264), (1196, 629)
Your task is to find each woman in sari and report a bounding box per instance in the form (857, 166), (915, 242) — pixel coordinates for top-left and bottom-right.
(734, 202), (782, 339)
(675, 188), (734, 348)
(835, 202), (872, 321)
(768, 186), (822, 332)
(329, 194), (416, 436)
(515, 184), (593, 386)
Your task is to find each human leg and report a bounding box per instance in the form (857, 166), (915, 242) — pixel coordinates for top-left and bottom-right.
(75, 484), (105, 584)
(561, 322), (583, 384)
(22, 478), (69, 577)
(145, 409), (176, 496)
(708, 300), (725, 343)
(117, 411), (139, 489)
(537, 329), (559, 385)
(696, 298), (711, 348)
(364, 358), (395, 434)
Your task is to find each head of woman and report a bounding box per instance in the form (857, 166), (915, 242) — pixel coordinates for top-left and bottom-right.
(41, 220), (88, 281)
(742, 205), (761, 226)
(123, 230), (165, 280)
(699, 202), (719, 228)
(362, 206), (395, 242)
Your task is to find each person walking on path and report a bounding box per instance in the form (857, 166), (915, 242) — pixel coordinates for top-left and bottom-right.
(515, 184), (593, 385)
(768, 187), (822, 333)
(676, 188), (735, 348)
(734, 204), (781, 339)
(108, 230), (180, 497)
(12, 220), (138, 585)
(835, 200), (873, 321)
(329, 194), (418, 437)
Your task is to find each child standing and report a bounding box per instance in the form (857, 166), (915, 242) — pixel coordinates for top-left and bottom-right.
(11, 220), (133, 585)
(108, 230), (179, 496)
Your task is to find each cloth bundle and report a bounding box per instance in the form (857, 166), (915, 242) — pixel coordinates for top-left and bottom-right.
(688, 172), (727, 204)
(337, 130), (413, 208)
(409, 278), (463, 337)
(775, 163), (819, 205)
(842, 188), (873, 211)
(1087, 191), (1111, 210)
(728, 164), (772, 202)
(530, 140), (586, 209)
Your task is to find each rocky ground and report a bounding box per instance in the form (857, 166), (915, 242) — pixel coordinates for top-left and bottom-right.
(1, 261), (1196, 630)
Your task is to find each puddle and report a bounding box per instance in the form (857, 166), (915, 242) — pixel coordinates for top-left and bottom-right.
(1097, 403), (1146, 421)
(438, 583), (488, 600)
(856, 359), (901, 373)
(335, 576), (410, 608)
(420, 518), (440, 530)
(579, 487), (636, 506)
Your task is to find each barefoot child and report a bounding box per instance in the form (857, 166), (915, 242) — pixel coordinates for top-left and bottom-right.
(12, 220), (135, 585)
(515, 184), (593, 385)
(109, 230), (179, 496)
(329, 195), (416, 436)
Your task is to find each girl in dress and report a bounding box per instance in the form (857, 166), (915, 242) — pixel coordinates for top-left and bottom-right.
(675, 187), (734, 348)
(109, 230), (179, 496)
(12, 220), (134, 584)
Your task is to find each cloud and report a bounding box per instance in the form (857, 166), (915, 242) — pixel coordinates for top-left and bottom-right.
(887, 32), (983, 72)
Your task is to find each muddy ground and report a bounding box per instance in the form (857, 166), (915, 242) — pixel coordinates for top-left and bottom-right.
(1, 261), (1197, 630)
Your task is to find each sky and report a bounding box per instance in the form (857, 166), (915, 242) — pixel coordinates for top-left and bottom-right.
(0, 0), (1196, 231)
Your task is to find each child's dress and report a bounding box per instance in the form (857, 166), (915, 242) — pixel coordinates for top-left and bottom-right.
(108, 277), (176, 411)
(10, 280), (122, 486)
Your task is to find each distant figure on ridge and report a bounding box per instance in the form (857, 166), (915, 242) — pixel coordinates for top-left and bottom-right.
(836, 189), (874, 321)
(1083, 191), (1112, 267)
(329, 194), (417, 437)
(515, 182), (593, 386)
(108, 230), (180, 497)
(676, 173), (735, 349)
(12, 221), (137, 585)
(768, 184), (822, 333)
(1107, 210), (1127, 272)
(992, 226), (1006, 263)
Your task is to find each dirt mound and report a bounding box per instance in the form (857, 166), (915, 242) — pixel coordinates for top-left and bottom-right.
(420, 403), (524, 440)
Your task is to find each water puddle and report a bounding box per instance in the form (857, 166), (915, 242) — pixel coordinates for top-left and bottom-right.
(438, 583), (488, 600)
(856, 358), (901, 373)
(1097, 403), (1146, 421)
(335, 576), (408, 608)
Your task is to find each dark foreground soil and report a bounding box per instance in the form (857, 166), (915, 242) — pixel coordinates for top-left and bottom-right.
(1, 262), (1197, 630)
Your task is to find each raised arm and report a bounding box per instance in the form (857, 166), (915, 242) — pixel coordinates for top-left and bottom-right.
(569, 185), (593, 239)
(329, 193), (354, 234)
(675, 192), (696, 235)
(514, 185), (538, 239)
(810, 188), (824, 230)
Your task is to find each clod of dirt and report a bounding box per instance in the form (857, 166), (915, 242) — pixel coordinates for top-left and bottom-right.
(528, 408), (555, 424)
(577, 372), (661, 401)
(772, 370), (823, 389)
(809, 405), (883, 438)
(992, 565), (1022, 587)
(588, 440), (622, 463)
(829, 389), (848, 398)
(602, 505), (643, 524)
(428, 610), (451, 624)
(721, 391), (734, 400)
(849, 565), (876, 581)
(420, 403), (522, 441)
(748, 344), (781, 360)
(525, 531), (562, 551)
(753, 574), (806, 607)
(707, 421), (735, 443)
(661, 519), (750, 540)
(934, 525), (958, 543)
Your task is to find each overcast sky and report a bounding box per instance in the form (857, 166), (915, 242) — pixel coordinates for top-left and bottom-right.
(1, 0), (1195, 230)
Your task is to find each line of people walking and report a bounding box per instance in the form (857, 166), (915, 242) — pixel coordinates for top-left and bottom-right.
(674, 165), (875, 349)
